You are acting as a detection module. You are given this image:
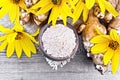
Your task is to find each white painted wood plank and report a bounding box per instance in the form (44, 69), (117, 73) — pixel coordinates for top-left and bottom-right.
(0, 49), (119, 80)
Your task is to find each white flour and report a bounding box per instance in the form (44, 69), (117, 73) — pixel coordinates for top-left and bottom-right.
(42, 24), (76, 58)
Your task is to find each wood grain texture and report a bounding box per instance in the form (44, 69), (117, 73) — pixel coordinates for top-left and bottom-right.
(0, 15), (120, 80)
(0, 36), (119, 80)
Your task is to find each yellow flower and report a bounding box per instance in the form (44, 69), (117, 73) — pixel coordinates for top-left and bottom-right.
(90, 30), (120, 74)
(0, 22), (39, 58)
(73, 0), (89, 23)
(73, 0), (119, 23)
(0, 0), (27, 22)
(73, 0), (84, 23)
(85, 0), (119, 17)
(30, 0), (73, 25)
(73, 0), (79, 5)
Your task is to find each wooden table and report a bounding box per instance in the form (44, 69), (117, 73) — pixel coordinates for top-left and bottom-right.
(0, 15), (119, 80)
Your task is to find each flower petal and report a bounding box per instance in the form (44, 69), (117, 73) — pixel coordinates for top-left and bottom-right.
(62, 2), (73, 18)
(13, 23), (23, 31)
(6, 42), (14, 58)
(0, 1), (9, 19)
(51, 6), (60, 26)
(22, 32), (39, 44)
(104, 1), (119, 17)
(36, 3), (53, 15)
(110, 29), (119, 41)
(0, 0), (6, 7)
(21, 38), (31, 58)
(90, 35), (110, 43)
(60, 9), (67, 25)
(103, 48), (114, 65)
(73, 1), (84, 23)
(48, 6), (59, 26)
(112, 53), (120, 74)
(85, 0), (95, 9)
(91, 43), (108, 54)
(0, 40), (7, 51)
(7, 32), (17, 43)
(97, 0), (105, 14)
(14, 40), (22, 58)
(0, 36), (7, 42)
(48, 6), (54, 24)
(0, 25), (12, 34)
(9, 4), (17, 22)
(83, 6), (89, 22)
(60, 5), (71, 25)
(73, 0), (79, 5)
(19, 1), (28, 11)
(31, 0), (50, 9)
(24, 37), (36, 54)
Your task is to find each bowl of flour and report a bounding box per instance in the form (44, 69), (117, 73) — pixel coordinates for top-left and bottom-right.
(39, 21), (79, 61)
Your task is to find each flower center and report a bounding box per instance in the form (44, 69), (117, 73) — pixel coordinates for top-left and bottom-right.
(52, 0), (61, 5)
(109, 41), (119, 50)
(15, 32), (23, 40)
(13, 0), (20, 3)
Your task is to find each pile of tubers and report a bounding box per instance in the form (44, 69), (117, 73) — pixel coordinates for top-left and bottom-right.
(20, 0), (49, 25)
(77, 0), (120, 74)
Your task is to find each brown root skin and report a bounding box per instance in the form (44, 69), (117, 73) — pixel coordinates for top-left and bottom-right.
(105, 0), (120, 25)
(108, 0), (120, 32)
(77, 24), (85, 34)
(81, 9), (108, 74)
(25, 0), (39, 8)
(82, 0), (120, 74)
(81, 9), (107, 57)
(107, 0), (119, 8)
(92, 54), (109, 74)
(116, 0), (120, 13)
(82, 9), (107, 42)
(108, 16), (120, 32)
(93, 0), (119, 23)
(93, 54), (104, 65)
(20, 9), (48, 25)
(20, 9), (30, 25)
(93, 6), (105, 19)
(33, 12), (49, 25)
(73, 17), (84, 34)
(104, 12), (113, 23)
(32, 0), (39, 5)
(91, 0), (120, 74)
(93, 6), (113, 23)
